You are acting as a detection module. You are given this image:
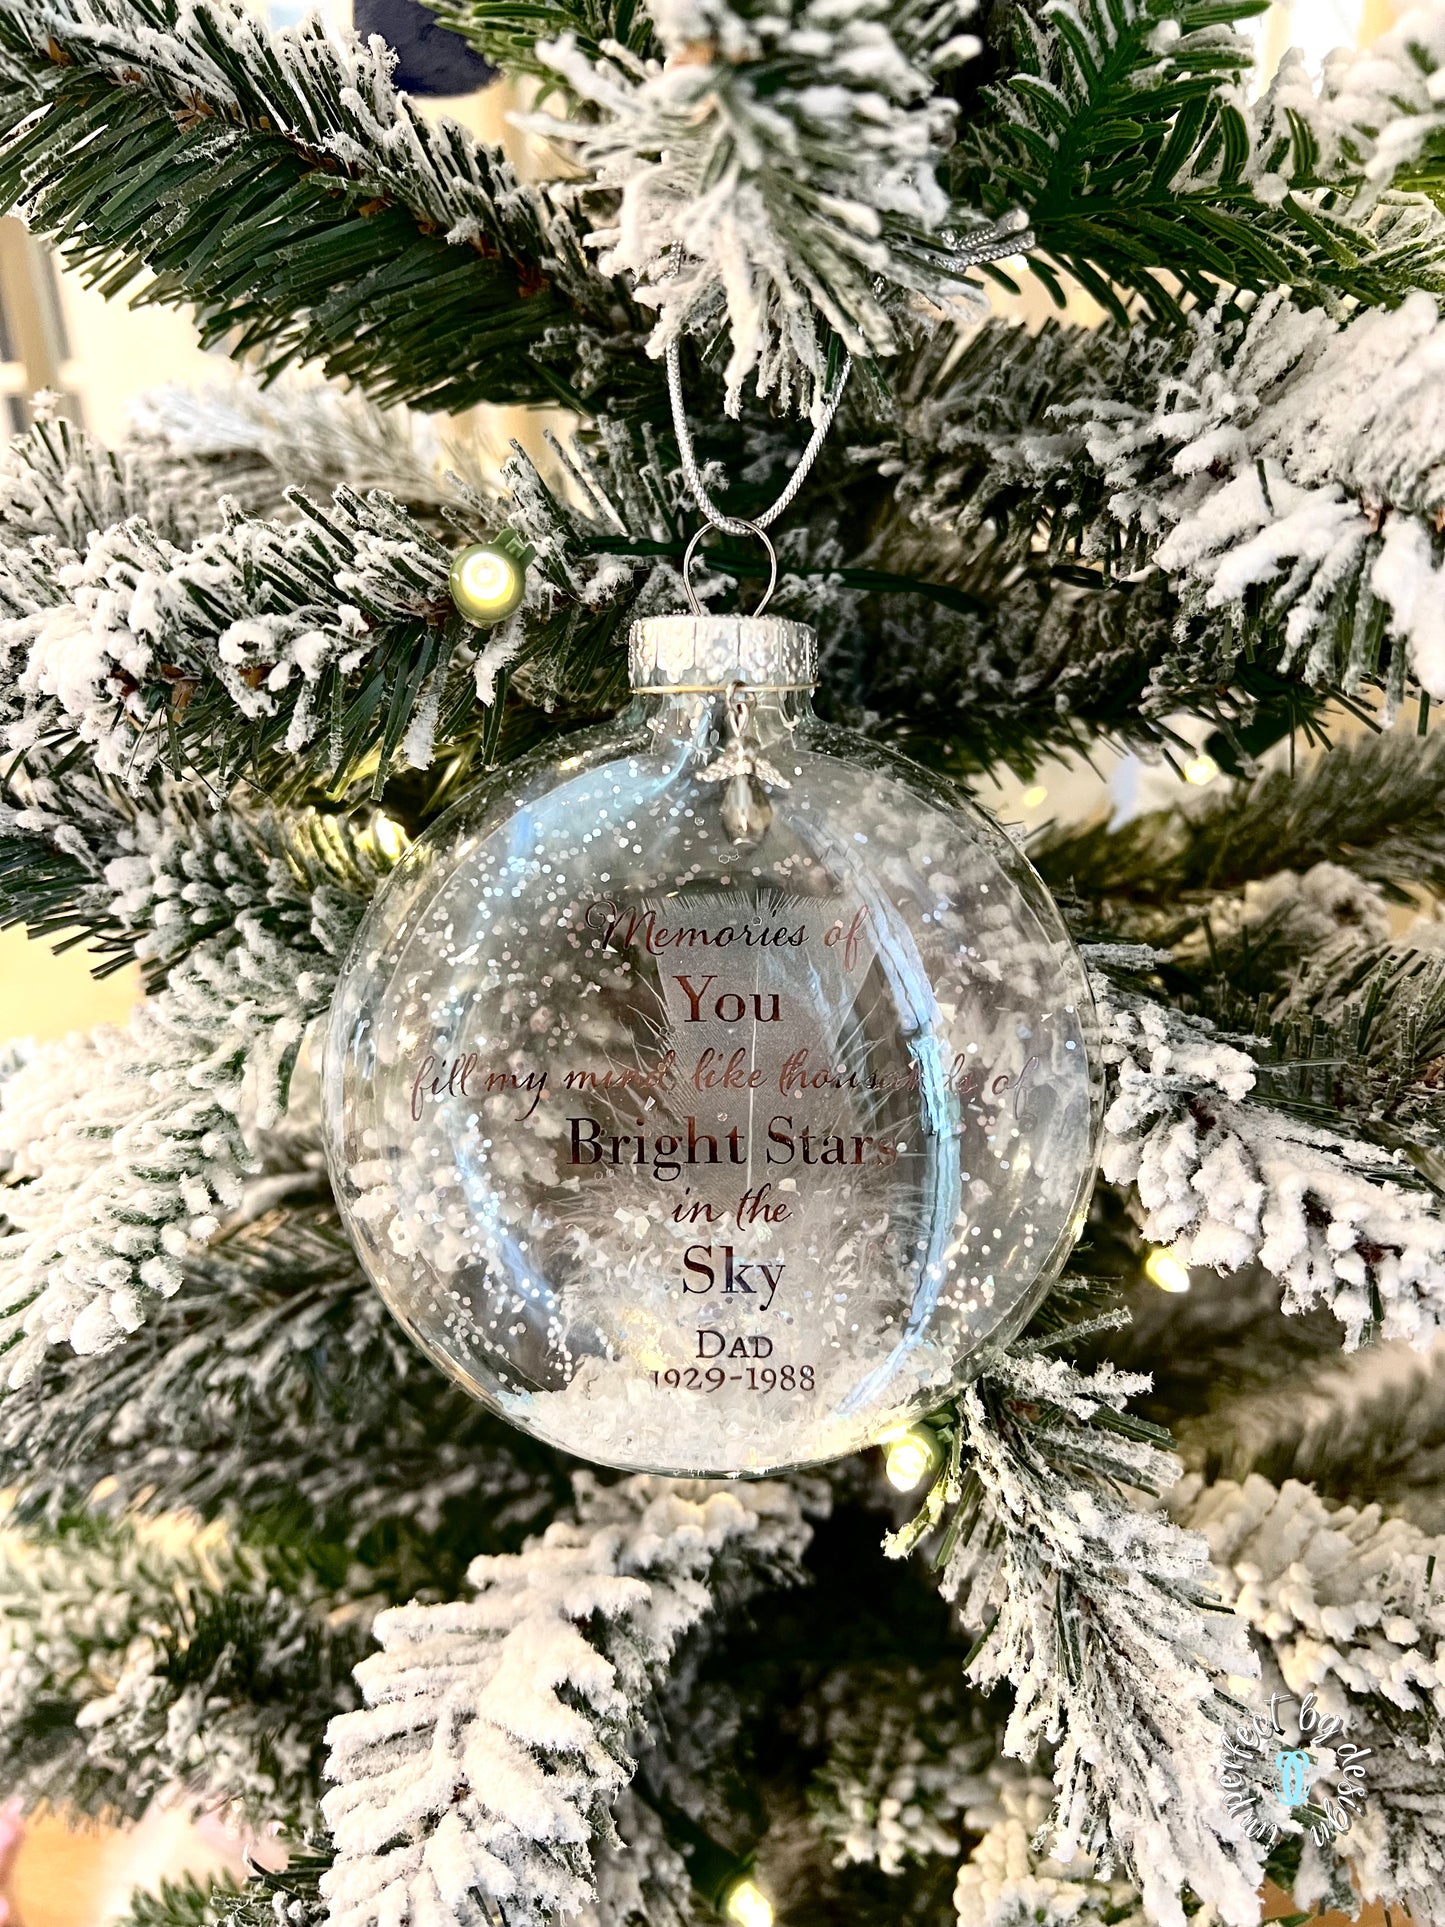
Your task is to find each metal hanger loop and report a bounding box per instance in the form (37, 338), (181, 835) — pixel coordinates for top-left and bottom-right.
(682, 518), (779, 617)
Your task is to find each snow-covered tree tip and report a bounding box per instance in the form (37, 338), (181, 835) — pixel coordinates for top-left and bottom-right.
(1094, 968), (1445, 1351)
(524, 0), (1001, 417)
(320, 1475), (810, 1927)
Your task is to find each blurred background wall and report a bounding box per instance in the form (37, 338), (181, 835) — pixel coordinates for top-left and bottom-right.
(0, 0), (1419, 1921)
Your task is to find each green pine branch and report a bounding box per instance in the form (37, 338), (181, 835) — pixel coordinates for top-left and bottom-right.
(0, 411), (202, 549)
(500, 415), (1339, 780)
(0, 410), (655, 811)
(0, 0), (637, 412)
(0, 777), (389, 1007)
(958, 0), (1445, 325)
(115, 1872), (241, 1927)
(1172, 1320), (1445, 1528)
(8, 482), (502, 804)
(865, 315), (1396, 761)
(419, 0), (657, 84)
(130, 378), (502, 529)
(883, 1340), (1262, 1926)
(0, 1198), (568, 1581)
(1099, 1235), (1350, 1417)
(1035, 732), (1445, 913)
(2, 403), (1233, 812)
(1116, 934), (1422, 1143)
(111, 1851), (332, 1927)
(0, 1510), (366, 1826)
(1035, 737), (1445, 1155)
(1223, 941), (1445, 1153)
(0, 344), (1390, 815)
(0, 831), (136, 974)
(1097, 1228), (1445, 1527)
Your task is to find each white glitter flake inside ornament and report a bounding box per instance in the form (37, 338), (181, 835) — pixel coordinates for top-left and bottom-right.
(322, 615), (1102, 1476)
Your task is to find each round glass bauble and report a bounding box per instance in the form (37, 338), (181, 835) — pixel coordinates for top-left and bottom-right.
(322, 615), (1101, 1476)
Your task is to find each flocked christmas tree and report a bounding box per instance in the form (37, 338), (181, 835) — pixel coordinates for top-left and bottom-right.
(4, 0), (1445, 1923)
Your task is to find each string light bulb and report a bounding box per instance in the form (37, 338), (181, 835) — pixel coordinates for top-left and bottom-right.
(882, 1423), (945, 1493)
(649, 1798), (769, 1924)
(1019, 784), (1048, 810)
(369, 812), (407, 863)
(721, 1876), (774, 1927)
(449, 538), (527, 626)
(1144, 1245), (1191, 1293)
(1182, 751), (1220, 787)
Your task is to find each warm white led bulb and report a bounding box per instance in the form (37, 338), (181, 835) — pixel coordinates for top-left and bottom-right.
(1144, 1246), (1191, 1293)
(449, 542), (525, 625)
(884, 1426), (944, 1492)
(370, 812), (407, 863)
(723, 1876), (774, 1927)
(1183, 751), (1220, 787)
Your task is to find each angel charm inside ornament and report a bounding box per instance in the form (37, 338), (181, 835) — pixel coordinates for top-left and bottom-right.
(322, 594), (1102, 1476)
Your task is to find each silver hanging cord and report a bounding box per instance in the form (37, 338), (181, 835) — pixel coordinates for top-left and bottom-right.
(663, 212), (1031, 541)
(665, 339), (852, 539)
(664, 213), (1032, 614)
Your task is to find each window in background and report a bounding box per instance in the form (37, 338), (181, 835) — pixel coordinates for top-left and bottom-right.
(0, 217), (78, 430)
(1245, 0), (1401, 80)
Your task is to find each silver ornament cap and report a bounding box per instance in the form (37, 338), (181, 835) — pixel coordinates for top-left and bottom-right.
(629, 615), (817, 691)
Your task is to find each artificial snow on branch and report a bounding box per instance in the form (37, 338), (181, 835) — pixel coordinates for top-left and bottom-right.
(0, 0), (620, 411)
(1093, 959), (1445, 1348)
(0, 1507), (365, 1823)
(808, 1665), (995, 1874)
(570, 1789), (697, 1927)
(0, 473), (479, 795)
(321, 1475), (811, 1927)
(911, 1348), (1263, 1927)
(0, 407), (205, 554)
(1071, 291), (1445, 703)
(1281, 0), (1445, 193)
(953, 1768), (1148, 1927)
(420, 0), (660, 82)
(1175, 1471), (1445, 1921)
(0, 418), (209, 809)
(497, 409), (1201, 775)
(1032, 733), (1445, 1157)
(130, 378), (499, 527)
(0, 764), (150, 976)
(527, 0), (999, 416)
(879, 288), (1445, 717)
(115, 1859), (331, 1927)
(0, 370), (1320, 818)
(0, 1194), (560, 1557)
(1161, 864), (1393, 992)
(0, 0), (547, 263)
(0, 800), (361, 1380)
(2, 2), (1445, 1918)
(1255, 937), (1445, 1156)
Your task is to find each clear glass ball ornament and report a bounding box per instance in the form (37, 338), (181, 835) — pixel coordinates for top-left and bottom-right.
(322, 615), (1102, 1476)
